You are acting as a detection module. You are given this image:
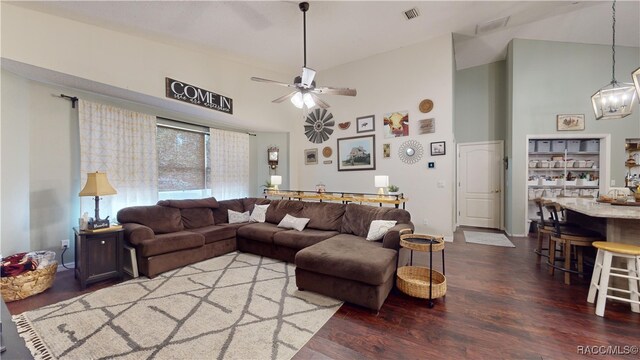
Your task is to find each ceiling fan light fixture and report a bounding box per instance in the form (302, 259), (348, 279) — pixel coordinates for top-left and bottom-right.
(291, 92), (304, 108)
(303, 93), (315, 108)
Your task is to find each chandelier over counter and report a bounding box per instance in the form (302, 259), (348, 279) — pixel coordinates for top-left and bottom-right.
(591, 0), (637, 120)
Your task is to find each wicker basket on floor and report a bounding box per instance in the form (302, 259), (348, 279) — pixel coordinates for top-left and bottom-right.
(396, 266), (446, 299)
(1, 262), (57, 302)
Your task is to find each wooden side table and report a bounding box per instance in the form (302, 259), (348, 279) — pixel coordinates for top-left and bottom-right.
(74, 227), (124, 289)
(396, 231), (446, 308)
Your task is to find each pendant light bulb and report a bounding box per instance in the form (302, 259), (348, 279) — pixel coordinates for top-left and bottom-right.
(302, 93), (315, 108)
(291, 92), (304, 108)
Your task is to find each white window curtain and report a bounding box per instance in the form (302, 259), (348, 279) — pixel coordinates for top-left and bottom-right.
(79, 100), (158, 220)
(210, 128), (250, 200)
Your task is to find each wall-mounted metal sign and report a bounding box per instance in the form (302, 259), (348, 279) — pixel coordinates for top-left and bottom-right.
(165, 78), (233, 114)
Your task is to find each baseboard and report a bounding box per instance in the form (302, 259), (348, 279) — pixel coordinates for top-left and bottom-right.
(57, 262), (74, 272)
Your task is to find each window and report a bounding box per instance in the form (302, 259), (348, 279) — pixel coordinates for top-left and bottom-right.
(157, 125), (211, 200)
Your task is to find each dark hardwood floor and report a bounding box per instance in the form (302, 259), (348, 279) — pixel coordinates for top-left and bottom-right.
(6, 227), (639, 359)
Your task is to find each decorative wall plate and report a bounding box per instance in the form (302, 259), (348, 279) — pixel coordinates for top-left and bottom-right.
(338, 122), (351, 130)
(419, 99), (433, 113)
(304, 109), (334, 144)
(322, 146), (333, 158)
(398, 139), (424, 164)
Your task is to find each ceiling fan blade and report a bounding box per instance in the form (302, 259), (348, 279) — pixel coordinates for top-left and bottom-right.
(301, 67), (316, 88)
(272, 91), (298, 103)
(251, 77), (294, 88)
(313, 87), (357, 96)
(309, 93), (330, 109)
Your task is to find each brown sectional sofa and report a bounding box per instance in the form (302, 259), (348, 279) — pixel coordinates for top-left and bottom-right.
(117, 197), (413, 310)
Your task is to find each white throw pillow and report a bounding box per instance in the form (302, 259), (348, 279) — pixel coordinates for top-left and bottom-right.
(277, 214), (310, 232)
(250, 204), (269, 223)
(228, 210), (250, 224)
(366, 220), (397, 241)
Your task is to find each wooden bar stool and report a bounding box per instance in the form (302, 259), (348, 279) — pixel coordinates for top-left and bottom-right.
(587, 241), (640, 317)
(533, 198), (567, 264)
(544, 203), (604, 285)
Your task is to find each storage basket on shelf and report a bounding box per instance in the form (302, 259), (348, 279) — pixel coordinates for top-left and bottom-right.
(396, 266), (446, 299)
(1, 261), (57, 302)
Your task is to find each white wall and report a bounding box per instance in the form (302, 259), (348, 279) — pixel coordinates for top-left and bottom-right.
(292, 34), (455, 237)
(250, 132), (290, 197)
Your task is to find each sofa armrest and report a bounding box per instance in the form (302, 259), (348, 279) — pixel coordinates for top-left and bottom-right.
(382, 223), (415, 250)
(122, 223), (155, 246)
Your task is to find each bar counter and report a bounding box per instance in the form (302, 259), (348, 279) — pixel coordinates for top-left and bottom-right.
(546, 197), (640, 246)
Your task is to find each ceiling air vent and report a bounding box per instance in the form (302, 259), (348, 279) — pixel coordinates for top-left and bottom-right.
(475, 16), (510, 35)
(403, 8), (419, 20)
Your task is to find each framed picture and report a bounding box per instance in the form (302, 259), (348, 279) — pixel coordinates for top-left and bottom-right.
(383, 143), (391, 158)
(356, 115), (375, 133)
(430, 141), (446, 156)
(304, 148), (318, 165)
(383, 111), (409, 138)
(557, 114), (585, 131)
(337, 135), (376, 171)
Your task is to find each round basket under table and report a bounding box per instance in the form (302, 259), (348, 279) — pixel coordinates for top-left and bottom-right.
(396, 266), (446, 299)
(1, 262), (57, 302)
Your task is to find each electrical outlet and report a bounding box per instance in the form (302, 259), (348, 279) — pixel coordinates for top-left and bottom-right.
(611, 179), (615, 186)
(422, 218), (428, 225)
(61, 239), (70, 249)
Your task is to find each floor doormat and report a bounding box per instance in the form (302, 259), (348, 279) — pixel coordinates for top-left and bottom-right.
(13, 252), (342, 360)
(463, 231), (515, 248)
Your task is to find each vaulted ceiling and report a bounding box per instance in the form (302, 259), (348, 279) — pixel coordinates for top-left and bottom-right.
(10, 1), (640, 73)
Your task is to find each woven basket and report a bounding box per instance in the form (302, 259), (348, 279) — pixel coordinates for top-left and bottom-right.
(1, 262), (57, 302)
(400, 233), (445, 252)
(396, 266), (446, 299)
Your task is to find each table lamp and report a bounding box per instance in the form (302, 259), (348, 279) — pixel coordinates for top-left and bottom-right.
(375, 175), (389, 196)
(79, 172), (117, 229)
(270, 175), (282, 191)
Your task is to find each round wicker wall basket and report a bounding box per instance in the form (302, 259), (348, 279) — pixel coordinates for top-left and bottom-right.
(1, 262), (57, 302)
(396, 266), (446, 299)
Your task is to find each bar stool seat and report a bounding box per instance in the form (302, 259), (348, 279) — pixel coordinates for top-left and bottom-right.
(544, 202), (604, 285)
(533, 198), (567, 264)
(587, 241), (640, 317)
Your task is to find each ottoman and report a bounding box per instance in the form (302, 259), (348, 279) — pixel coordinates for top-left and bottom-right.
(294, 234), (398, 311)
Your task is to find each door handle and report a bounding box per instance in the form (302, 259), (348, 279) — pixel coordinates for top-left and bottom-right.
(494, 189), (500, 193)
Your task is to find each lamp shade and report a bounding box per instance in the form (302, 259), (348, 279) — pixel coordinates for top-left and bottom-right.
(79, 172), (117, 196)
(591, 82), (637, 120)
(270, 175), (282, 186)
(374, 175), (389, 188)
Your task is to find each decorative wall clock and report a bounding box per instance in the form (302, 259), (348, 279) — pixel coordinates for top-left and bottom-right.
(304, 108), (334, 144)
(398, 139), (424, 164)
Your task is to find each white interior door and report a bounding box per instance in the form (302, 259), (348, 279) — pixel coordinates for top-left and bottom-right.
(457, 141), (503, 229)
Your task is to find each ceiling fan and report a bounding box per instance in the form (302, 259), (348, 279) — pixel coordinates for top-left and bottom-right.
(251, 2), (357, 109)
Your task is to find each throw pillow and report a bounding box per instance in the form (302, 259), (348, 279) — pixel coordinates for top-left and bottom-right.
(277, 214), (310, 232)
(228, 209), (250, 224)
(250, 204), (269, 223)
(366, 220), (397, 241)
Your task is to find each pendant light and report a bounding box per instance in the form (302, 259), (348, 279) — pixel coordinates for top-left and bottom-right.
(591, 0), (637, 120)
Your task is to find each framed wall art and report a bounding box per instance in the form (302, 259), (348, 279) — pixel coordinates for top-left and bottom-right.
(383, 143), (391, 158)
(556, 114), (585, 131)
(304, 148), (318, 165)
(356, 115), (375, 133)
(383, 111), (409, 138)
(430, 141), (446, 156)
(337, 135), (376, 171)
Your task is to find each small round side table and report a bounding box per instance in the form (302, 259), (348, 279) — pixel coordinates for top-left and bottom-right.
(396, 231), (446, 308)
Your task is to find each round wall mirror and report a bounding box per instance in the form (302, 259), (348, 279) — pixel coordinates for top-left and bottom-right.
(398, 140), (424, 164)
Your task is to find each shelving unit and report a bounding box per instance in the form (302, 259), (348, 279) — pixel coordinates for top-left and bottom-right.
(625, 138), (640, 187)
(527, 138), (602, 222)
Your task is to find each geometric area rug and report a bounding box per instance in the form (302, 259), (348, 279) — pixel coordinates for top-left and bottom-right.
(463, 231), (515, 248)
(13, 252), (342, 360)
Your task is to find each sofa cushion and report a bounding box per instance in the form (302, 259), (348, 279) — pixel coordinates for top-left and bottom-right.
(265, 200), (305, 224)
(243, 197), (270, 214)
(180, 208), (214, 229)
(250, 204), (269, 223)
(189, 225), (236, 244)
(157, 197), (219, 209)
(138, 231), (204, 257)
(340, 204), (411, 238)
(277, 214), (310, 231)
(273, 229), (339, 251)
(237, 222), (287, 244)
(117, 205), (184, 234)
(212, 199), (245, 224)
(299, 202), (345, 231)
(366, 220), (397, 241)
(295, 234), (397, 286)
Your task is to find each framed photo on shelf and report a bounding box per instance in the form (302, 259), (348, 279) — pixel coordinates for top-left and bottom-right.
(337, 135), (376, 171)
(304, 148), (318, 165)
(430, 141), (446, 156)
(356, 115), (375, 133)
(556, 114), (585, 131)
